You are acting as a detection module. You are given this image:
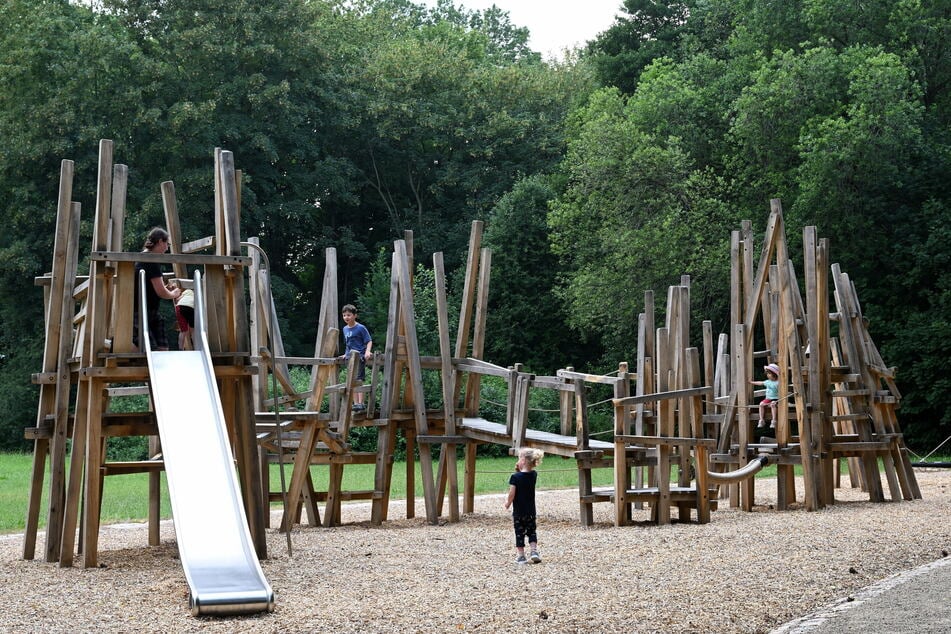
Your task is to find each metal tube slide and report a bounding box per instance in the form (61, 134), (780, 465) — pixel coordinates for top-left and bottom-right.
(139, 270), (274, 616)
(706, 454), (772, 484)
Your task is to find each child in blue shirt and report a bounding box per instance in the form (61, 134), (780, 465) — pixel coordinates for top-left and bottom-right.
(340, 304), (373, 412)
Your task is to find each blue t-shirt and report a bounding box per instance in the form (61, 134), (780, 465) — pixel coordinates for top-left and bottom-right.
(763, 379), (779, 400)
(343, 322), (372, 355)
(508, 470), (537, 517)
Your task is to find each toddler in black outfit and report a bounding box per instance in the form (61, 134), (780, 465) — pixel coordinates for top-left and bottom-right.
(504, 448), (544, 564)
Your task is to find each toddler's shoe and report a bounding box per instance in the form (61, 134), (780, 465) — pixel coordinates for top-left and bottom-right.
(530, 551), (541, 564)
(515, 554), (527, 564)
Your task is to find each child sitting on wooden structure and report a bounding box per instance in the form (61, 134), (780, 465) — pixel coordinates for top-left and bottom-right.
(751, 363), (780, 429)
(505, 448), (544, 564)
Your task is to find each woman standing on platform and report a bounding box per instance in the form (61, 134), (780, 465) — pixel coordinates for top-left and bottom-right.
(134, 227), (181, 351)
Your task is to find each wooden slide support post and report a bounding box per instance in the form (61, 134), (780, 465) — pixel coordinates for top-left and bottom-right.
(215, 150), (267, 558)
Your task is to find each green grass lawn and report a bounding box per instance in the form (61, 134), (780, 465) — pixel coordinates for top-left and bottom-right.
(5, 451), (939, 535)
(0, 453), (615, 534)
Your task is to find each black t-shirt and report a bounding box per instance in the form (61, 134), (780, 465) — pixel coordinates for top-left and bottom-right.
(135, 260), (164, 313)
(508, 470), (537, 517)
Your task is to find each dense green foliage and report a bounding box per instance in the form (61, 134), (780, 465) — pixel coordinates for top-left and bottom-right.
(576, 0), (951, 448)
(1, 0), (947, 453)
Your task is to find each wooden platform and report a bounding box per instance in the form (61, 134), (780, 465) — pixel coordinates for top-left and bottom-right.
(458, 417), (614, 457)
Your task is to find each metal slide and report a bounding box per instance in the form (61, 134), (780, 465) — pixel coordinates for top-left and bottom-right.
(141, 270), (274, 616)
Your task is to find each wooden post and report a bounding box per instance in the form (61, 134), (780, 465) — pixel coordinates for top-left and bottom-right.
(735, 323), (754, 511)
(655, 327), (671, 524)
(372, 251), (403, 525)
(804, 227), (834, 506)
(395, 240), (438, 523)
(216, 151), (267, 556)
(434, 252), (460, 522)
(613, 362), (631, 526)
(161, 181), (188, 280)
(687, 349), (710, 523)
(775, 212), (819, 511)
(24, 160), (75, 562)
(79, 139), (114, 567)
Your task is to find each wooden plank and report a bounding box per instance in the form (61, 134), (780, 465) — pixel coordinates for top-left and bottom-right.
(612, 386), (712, 407)
(90, 251), (251, 266)
(101, 461), (166, 474)
(454, 358), (511, 377)
(557, 369), (630, 385)
(111, 261), (136, 353)
(615, 436), (717, 449)
(181, 236), (215, 253)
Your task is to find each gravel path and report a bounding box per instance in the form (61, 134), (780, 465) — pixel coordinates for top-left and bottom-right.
(1, 470), (949, 633)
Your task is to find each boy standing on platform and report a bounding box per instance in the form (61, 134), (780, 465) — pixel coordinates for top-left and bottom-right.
(340, 304), (373, 412)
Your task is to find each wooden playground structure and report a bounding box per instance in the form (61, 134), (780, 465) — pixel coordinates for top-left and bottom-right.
(23, 141), (921, 582)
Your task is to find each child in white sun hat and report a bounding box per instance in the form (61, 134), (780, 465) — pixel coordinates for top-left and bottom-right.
(751, 363), (781, 429)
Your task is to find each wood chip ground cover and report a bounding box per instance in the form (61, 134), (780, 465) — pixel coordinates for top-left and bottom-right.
(1, 470), (949, 633)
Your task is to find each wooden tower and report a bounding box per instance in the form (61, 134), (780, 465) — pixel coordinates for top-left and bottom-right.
(23, 141), (268, 567)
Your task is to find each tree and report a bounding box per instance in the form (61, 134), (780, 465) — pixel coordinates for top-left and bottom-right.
(338, 1), (595, 269)
(549, 88), (735, 360)
(561, 1), (950, 446)
(482, 174), (592, 372)
(587, 0), (692, 95)
(0, 0), (149, 449)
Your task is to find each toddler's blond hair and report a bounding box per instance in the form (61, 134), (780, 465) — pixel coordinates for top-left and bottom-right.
(519, 448), (544, 468)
